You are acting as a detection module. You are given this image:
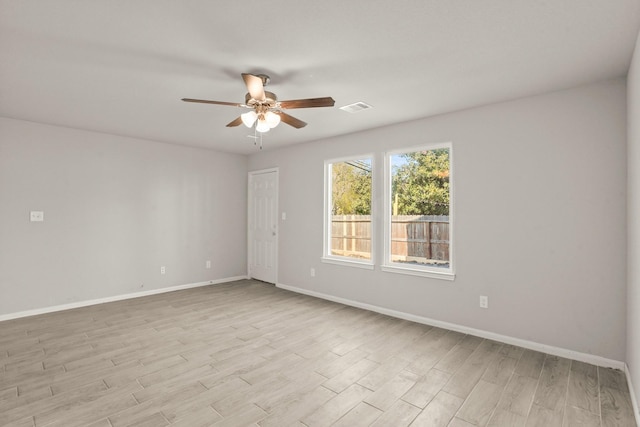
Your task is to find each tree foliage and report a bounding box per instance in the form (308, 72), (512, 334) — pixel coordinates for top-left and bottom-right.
(330, 149), (449, 217)
(331, 161), (371, 215)
(392, 148), (449, 215)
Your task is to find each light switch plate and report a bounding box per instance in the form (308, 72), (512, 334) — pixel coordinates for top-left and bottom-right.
(479, 295), (489, 309)
(30, 211), (44, 222)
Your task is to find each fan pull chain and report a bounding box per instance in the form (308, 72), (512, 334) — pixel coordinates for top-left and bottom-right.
(250, 125), (263, 149)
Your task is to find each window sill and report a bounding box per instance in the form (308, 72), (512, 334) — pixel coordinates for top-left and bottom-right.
(321, 256), (375, 270)
(381, 264), (455, 281)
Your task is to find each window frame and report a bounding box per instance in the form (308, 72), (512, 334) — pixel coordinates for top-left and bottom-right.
(322, 154), (375, 270)
(382, 142), (455, 280)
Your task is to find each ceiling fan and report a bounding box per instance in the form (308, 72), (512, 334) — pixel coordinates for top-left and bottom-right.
(182, 73), (335, 133)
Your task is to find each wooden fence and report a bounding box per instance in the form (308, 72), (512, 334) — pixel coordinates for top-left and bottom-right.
(331, 215), (372, 259)
(331, 215), (449, 265)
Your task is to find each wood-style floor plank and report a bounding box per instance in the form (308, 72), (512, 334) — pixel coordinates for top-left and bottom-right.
(487, 408), (527, 427)
(456, 379), (504, 425)
(496, 374), (538, 416)
(300, 383), (371, 427)
(532, 355), (571, 412)
(401, 368), (450, 408)
(567, 360), (600, 415)
(370, 399), (421, 427)
(364, 370), (419, 411)
(601, 385), (636, 427)
(563, 405), (601, 427)
(526, 404), (564, 427)
(515, 349), (546, 379)
(410, 390), (464, 427)
(331, 401), (382, 427)
(441, 340), (503, 398)
(0, 279), (636, 426)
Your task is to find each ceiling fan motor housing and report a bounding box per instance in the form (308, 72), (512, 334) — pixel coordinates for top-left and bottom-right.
(245, 91), (278, 109)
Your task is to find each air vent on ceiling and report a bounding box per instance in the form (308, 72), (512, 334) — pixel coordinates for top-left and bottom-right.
(339, 101), (372, 113)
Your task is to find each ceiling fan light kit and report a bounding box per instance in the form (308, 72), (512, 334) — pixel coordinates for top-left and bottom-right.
(241, 110), (281, 133)
(241, 110), (258, 128)
(182, 73), (335, 141)
(255, 118), (271, 133)
(264, 111), (281, 128)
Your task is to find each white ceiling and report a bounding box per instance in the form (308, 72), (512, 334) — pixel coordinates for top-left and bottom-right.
(1, 1), (639, 155)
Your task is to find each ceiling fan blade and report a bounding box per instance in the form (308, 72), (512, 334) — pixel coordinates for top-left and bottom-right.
(226, 116), (243, 127)
(242, 73), (266, 101)
(279, 97), (335, 109)
(278, 112), (307, 129)
(182, 98), (243, 107)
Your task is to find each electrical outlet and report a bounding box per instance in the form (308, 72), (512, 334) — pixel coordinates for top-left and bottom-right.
(479, 295), (489, 309)
(160, 266), (166, 275)
(206, 260), (211, 269)
(310, 268), (315, 277)
(282, 212), (287, 220)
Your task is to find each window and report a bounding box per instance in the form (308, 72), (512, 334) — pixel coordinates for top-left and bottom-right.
(323, 156), (374, 268)
(383, 143), (454, 279)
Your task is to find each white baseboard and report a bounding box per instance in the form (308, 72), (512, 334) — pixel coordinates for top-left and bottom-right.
(625, 363), (640, 426)
(276, 282), (625, 370)
(0, 275), (249, 322)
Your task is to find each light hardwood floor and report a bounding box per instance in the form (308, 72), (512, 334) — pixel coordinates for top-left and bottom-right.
(0, 279), (636, 427)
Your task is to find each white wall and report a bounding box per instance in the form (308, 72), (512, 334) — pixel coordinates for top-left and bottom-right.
(628, 29), (640, 414)
(249, 79), (628, 361)
(0, 118), (248, 316)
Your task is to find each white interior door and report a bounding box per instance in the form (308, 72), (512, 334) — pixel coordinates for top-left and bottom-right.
(248, 169), (278, 284)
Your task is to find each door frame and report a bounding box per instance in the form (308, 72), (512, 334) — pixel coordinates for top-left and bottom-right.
(247, 167), (279, 284)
